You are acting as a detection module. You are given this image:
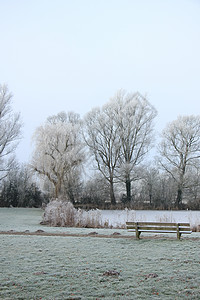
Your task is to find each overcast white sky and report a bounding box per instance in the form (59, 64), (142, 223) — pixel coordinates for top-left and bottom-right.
(0, 0), (200, 163)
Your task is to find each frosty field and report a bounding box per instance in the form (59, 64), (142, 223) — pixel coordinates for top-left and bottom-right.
(0, 208), (200, 299)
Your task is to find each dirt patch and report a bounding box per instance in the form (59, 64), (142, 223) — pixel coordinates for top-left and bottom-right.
(0, 230), (199, 240)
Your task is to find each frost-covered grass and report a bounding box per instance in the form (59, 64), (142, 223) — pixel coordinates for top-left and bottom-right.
(0, 208), (44, 232)
(0, 234), (200, 299)
(0, 208), (200, 299)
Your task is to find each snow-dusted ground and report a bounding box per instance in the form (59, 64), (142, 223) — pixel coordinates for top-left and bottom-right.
(0, 208), (200, 299)
(0, 229), (200, 299)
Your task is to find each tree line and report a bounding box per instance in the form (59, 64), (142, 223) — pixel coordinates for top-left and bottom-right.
(0, 84), (200, 209)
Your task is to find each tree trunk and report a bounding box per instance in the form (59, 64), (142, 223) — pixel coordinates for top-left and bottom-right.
(125, 176), (131, 202)
(149, 193), (152, 206)
(67, 184), (75, 204)
(54, 184), (59, 198)
(109, 181), (116, 205)
(176, 188), (182, 209)
(54, 178), (62, 199)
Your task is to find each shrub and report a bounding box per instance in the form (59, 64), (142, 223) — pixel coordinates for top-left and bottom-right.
(42, 199), (103, 228)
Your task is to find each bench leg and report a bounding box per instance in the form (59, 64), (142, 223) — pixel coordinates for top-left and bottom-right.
(177, 224), (181, 240)
(136, 229), (141, 239)
(177, 232), (181, 240)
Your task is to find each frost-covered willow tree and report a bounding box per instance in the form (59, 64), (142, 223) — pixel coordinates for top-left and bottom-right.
(31, 111), (84, 201)
(113, 90), (157, 202)
(158, 115), (200, 208)
(83, 103), (121, 205)
(0, 84), (22, 180)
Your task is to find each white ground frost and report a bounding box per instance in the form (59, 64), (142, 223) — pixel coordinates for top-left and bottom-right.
(0, 208), (200, 299)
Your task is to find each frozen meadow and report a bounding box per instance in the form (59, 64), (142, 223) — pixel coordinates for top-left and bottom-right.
(0, 208), (200, 299)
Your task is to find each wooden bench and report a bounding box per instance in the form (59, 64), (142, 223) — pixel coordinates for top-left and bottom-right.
(126, 222), (192, 239)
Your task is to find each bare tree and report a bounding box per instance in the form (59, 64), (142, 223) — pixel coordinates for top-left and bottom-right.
(31, 111), (84, 200)
(141, 166), (159, 206)
(83, 90), (157, 205)
(0, 84), (22, 180)
(83, 103), (121, 205)
(158, 115), (200, 208)
(81, 174), (110, 207)
(139, 165), (177, 209)
(114, 90), (157, 202)
(0, 163), (45, 207)
(184, 162), (200, 208)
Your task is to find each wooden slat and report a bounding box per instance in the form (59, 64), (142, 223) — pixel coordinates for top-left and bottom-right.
(136, 230), (178, 233)
(126, 222), (190, 227)
(137, 226), (177, 231)
(127, 229), (192, 234)
(178, 227), (191, 232)
(127, 227), (178, 231)
(126, 222), (177, 226)
(126, 222), (137, 225)
(138, 222), (178, 226)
